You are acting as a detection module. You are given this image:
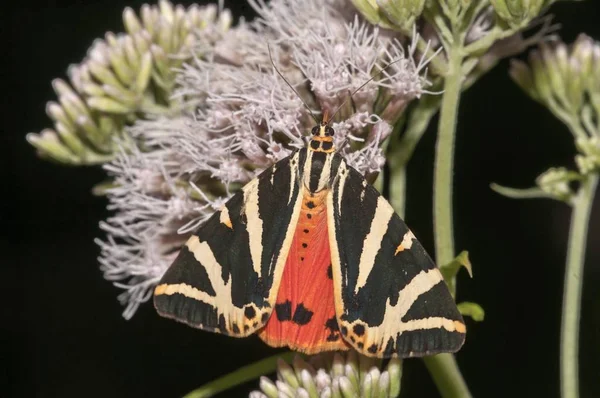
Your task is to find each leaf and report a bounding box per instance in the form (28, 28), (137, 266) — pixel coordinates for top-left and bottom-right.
(440, 250), (472, 282)
(457, 302), (485, 322)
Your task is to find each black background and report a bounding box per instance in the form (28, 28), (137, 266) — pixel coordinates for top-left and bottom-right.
(3, 1), (600, 397)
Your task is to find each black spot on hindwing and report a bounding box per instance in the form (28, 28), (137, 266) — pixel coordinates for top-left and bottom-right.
(368, 344), (378, 354)
(275, 301), (292, 321)
(353, 324), (365, 336)
(244, 306), (256, 320)
(292, 304), (313, 325)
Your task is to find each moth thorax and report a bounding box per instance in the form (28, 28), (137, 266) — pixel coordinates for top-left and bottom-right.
(308, 137), (335, 153)
(303, 150), (334, 193)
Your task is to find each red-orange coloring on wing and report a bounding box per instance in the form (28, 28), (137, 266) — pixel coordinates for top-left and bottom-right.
(258, 189), (350, 354)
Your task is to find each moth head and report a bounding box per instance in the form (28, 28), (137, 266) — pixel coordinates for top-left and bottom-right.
(311, 122), (335, 138)
(309, 122), (335, 153)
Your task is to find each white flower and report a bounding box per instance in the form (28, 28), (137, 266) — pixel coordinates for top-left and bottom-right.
(98, 0), (434, 318)
(250, 352), (402, 398)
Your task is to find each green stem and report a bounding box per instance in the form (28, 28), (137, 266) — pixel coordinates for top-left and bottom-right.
(183, 352), (296, 398)
(560, 174), (598, 398)
(428, 40), (472, 398)
(424, 354), (472, 398)
(434, 47), (463, 267)
(388, 100), (440, 218)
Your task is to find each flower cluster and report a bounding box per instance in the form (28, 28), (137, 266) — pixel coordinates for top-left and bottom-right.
(501, 34), (600, 203)
(96, 0), (432, 318)
(26, 0), (232, 165)
(250, 353), (402, 398)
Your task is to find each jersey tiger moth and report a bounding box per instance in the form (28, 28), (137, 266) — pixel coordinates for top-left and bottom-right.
(153, 114), (466, 358)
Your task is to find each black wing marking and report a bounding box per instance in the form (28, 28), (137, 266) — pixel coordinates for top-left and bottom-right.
(327, 157), (466, 357)
(154, 151), (306, 336)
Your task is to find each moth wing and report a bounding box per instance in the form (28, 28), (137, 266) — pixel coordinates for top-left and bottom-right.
(327, 160), (466, 357)
(154, 152), (304, 337)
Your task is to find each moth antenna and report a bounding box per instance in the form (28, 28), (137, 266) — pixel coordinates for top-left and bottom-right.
(329, 58), (404, 122)
(267, 43), (319, 125)
(338, 137), (350, 151)
(347, 89), (357, 114)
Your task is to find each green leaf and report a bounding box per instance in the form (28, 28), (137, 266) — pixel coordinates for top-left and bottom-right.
(440, 250), (472, 282)
(457, 301), (485, 321)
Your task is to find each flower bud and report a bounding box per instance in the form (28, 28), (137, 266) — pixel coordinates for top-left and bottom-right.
(536, 167), (581, 202)
(377, 0), (426, 31)
(575, 136), (600, 175)
(490, 0), (546, 27)
(350, 0), (425, 31)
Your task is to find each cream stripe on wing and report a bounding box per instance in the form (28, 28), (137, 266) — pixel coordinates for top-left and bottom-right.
(335, 162), (348, 213)
(354, 196), (395, 293)
(338, 268), (453, 356)
(186, 236), (233, 305)
(154, 235), (262, 336)
(219, 205), (233, 229)
(394, 269), (444, 318)
(315, 151), (334, 192)
(288, 153), (299, 205)
(242, 178), (263, 276)
(399, 317), (466, 333)
(394, 230), (415, 254)
(301, 150), (313, 191)
(326, 186), (347, 319)
(267, 184), (304, 302)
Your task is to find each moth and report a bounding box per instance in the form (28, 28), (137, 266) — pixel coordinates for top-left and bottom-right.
(153, 113), (466, 358)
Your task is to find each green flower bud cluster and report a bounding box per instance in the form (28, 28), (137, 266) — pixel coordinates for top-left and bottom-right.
(575, 136), (600, 175)
(490, 0), (550, 28)
(510, 34), (598, 120)
(27, 0), (231, 165)
(506, 34), (600, 202)
(251, 353), (402, 398)
(535, 167), (582, 203)
(350, 0), (425, 31)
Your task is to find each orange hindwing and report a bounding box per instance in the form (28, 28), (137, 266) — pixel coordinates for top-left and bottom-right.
(258, 189), (350, 354)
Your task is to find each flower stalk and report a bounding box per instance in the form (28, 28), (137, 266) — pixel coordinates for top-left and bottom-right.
(184, 352), (296, 398)
(561, 174), (598, 398)
(402, 45), (473, 397)
(423, 354), (471, 398)
(434, 45), (463, 269)
(499, 33), (600, 398)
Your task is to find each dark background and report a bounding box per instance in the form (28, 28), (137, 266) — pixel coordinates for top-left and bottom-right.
(3, 1), (600, 397)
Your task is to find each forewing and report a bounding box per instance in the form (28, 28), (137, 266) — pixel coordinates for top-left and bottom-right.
(154, 151), (305, 337)
(327, 160), (466, 357)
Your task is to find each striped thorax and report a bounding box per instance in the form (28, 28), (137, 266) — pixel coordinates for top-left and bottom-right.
(302, 121), (338, 193)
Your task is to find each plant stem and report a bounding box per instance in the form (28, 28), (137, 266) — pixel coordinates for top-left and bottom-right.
(434, 47), (463, 267)
(424, 354), (471, 398)
(429, 42), (472, 398)
(183, 352), (296, 398)
(387, 100), (440, 218)
(560, 174), (598, 398)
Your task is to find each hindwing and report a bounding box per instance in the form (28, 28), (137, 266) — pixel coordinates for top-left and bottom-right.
(154, 151), (305, 336)
(327, 158), (466, 358)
